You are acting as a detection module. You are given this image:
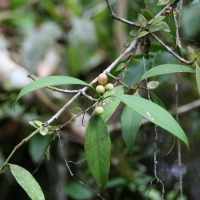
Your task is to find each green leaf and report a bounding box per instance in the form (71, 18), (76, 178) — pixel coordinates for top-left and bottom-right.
(114, 94), (189, 148)
(64, 182), (92, 200)
(48, 125), (58, 132)
(45, 145), (51, 161)
(71, 107), (82, 115)
(116, 63), (125, 71)
(9, 164), (45, 200)
(123, 58), (147, 86)
(39, 126), (48, 136)
(15, 76), (92, 103)
(138, 13), (147, 28)
(123, 37), (133, 48)
(144, 0), (161, 16)
(157, 0), (170, 6)
(149, 23), (163, 33)
(123, 36), (137, 48)
(29, 121), (38, 128)
(101, 86), (124, 122)
(138, 31), (149, 38)
(29, 120), (52, 136)
(152, 16), (166, 25)
(196, 64), (200, 98)
(141, 9), (153, 20)
(140, 64), (195, 81)
(150, 21), (170, 33)
(29, 134), (52, 163)
(188, 46), (196, 57)
(29, 121), (55, 135)
(149, 90), (166, 110)
(106, 177), (127, 188)
(129, 30), (138, 37)
(29, 120), (43, 128)
(157, 21), (171, 32)
(147, 81), (159, 89)
(121, 103), (142, 157)
(85, 114), (111, 192)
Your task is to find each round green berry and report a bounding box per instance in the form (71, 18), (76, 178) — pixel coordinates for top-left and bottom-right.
(96, 85), (105, 94)
(94, 106), (104, 115)
(98, 73), (108, 85)
(105, 83), (114, 91)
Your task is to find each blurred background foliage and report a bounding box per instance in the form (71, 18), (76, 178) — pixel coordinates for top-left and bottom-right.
(0, 0), (200, 199)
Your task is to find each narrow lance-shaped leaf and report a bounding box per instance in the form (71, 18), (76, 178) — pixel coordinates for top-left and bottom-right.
(15, 76), (92, 103)
(115, 94), (189, 148)
(149, 90), (166, 110)
(196, 64), (200, 98)
(100, 86), (124, 122)
(85, 114), (111, 192)
(121, 93), (142, 157)
(140, 64), (195, 82)
(9, 164), (45, 200)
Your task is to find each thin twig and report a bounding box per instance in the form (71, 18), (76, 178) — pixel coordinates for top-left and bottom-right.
(68, 158), (86, 164)
(0, 128), (40, 172)
(175, 74), (183, 199)
(45, 38), (140, 126)
(150, 33), (193, 65)
(175, 0), (184, 197)
(104, 0), (193, 65)
(81, 91), (99, 101)
(107, 73), (131, 90)
(147, 2), (173, 25)
(173, 8), (181, 48)
(57, 104), (95, 130)
(27, 74), (79, 94)
(104, 0), (140, 28)
(143, 57), (165, 200)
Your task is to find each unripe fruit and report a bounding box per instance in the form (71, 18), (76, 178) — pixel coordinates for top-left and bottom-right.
(105, 83), (114, 91)
(98, 73), (108, 85)
(96, 85), (105, 94)
(94, 106), (104, 116)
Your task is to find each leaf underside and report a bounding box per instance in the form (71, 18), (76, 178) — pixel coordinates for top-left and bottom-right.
(15, 76), (91, 103)
(9, 164), (45, 200)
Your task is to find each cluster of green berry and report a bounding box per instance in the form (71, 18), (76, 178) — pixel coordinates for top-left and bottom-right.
(94, 74), (114, 116)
